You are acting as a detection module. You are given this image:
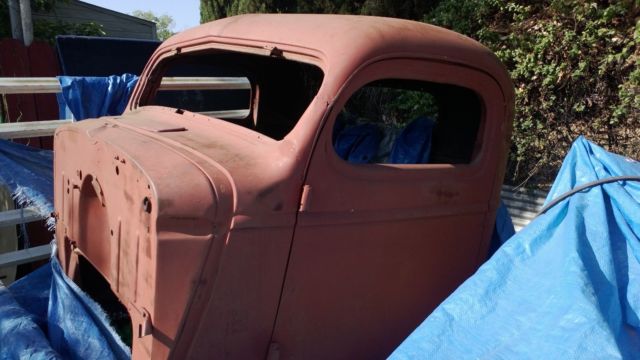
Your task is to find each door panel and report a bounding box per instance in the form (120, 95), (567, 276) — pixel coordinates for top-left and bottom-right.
(272, 59), (508, 359)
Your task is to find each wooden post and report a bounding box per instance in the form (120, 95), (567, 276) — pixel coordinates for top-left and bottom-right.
(18, 0), (33, 46)
(7, 0), (23, 42)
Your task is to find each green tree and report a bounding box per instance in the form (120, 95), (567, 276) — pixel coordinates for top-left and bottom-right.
(199, 0), (439, 22)
(131, 10), (175, 41)
(427, 0), (639, 187)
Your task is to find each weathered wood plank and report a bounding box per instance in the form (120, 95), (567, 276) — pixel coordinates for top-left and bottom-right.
(0, 76), (251, 94)
(198, 109), (250, 119)
(0, 244), (50, 268)
(0, 109), (251, 139)
(159, 77), (251, 91)
(0, 207), (45, 227)
(0, 119), (72, 139)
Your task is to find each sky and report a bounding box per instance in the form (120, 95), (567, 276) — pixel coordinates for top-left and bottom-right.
(83, 0), (201, 32)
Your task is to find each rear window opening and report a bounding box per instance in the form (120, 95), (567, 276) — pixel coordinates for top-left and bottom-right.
(333, 79), (483, 165)
(74, 255), (132, 348)
(142, 51), (324, 140)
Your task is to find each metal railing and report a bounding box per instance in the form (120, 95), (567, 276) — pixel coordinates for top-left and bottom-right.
(0, 76), (251, 138)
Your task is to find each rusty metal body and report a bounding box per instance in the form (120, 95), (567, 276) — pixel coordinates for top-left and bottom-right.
(54, 14), (514, 359)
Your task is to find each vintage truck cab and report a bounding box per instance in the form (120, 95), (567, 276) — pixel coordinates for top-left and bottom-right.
(54, 14), (514, 359)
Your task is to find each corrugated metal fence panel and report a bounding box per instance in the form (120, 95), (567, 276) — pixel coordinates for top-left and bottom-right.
(501, 185), (547, 232)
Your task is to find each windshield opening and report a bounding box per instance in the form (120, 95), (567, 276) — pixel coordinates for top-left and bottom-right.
(141, 50), (324, 140)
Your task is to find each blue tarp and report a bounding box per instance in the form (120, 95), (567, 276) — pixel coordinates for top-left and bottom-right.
(334, 122), (383, 164)
(0, 139), (53, 217)
(390, 137), (640, 359)
(0, 247), (130, 359)
(333, 116), (435, 165)
(57, 74), (138, 121)
(388, 116), (434, 164)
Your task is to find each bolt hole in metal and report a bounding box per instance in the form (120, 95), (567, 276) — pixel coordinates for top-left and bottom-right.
(142, 197), (152, 213)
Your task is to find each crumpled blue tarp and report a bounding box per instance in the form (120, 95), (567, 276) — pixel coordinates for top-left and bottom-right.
(57, 74), (138, 120)
(0, 249), (130, 359)
(390, 136), (640, 359)
(389, 116), (434, 164)
(0, 139), (53, 217)
(334, 123), (383, 164)
(489, 201), (516, 256)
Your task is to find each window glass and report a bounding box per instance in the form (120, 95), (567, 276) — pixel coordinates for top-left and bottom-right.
(333, 79), (482, 164)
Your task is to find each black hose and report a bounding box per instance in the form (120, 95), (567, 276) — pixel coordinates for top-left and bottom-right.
(537, 175), (640, 215)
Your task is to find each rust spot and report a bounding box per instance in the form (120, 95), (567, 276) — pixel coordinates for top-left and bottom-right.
(434, 189), (459, 200)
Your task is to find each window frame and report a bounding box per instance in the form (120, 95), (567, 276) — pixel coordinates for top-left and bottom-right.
(131, 47), (326, 141)
(317, 58), (504, 182)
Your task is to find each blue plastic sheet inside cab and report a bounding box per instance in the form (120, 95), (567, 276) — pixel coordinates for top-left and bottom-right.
(0, 139), (53, 217)
(390, 136), (640, 359)
(388, 116), (434, 164)
(57, 74), (138, 121)
(334, 123), (383, 164)
(0, 250), (130, 359)
(333, 115), (435, 165)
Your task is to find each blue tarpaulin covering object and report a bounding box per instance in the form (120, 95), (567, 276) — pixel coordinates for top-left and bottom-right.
(390, 136), (640, 359)
(0, 139), (53, 217)
(0, 248), (130, 359)
(334, 123), (383, 164)
(57, 74), (138, 121)
(489, 201), (516, 255)
(389, 116), (434, 164)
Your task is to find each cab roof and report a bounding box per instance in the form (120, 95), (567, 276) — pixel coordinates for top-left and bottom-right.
(161, 14), (511, 89)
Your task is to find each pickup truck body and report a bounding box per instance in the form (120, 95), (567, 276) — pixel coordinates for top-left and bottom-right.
(54, 14), (514, 359)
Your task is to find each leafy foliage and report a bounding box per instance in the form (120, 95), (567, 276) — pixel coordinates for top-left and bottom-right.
(32, 20), (104, 43)
(429, 0), (639, 187)
(131, 10), (175, 41)
(200, 0), (440, 22)
(199, 0), (640, 188)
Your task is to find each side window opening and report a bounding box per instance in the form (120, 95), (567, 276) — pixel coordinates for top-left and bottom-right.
(333, 79), (482, 165)
(144, 51), (324, 140)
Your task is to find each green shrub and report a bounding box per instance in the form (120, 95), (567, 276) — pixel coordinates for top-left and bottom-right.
(429, 0), (639, 188)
